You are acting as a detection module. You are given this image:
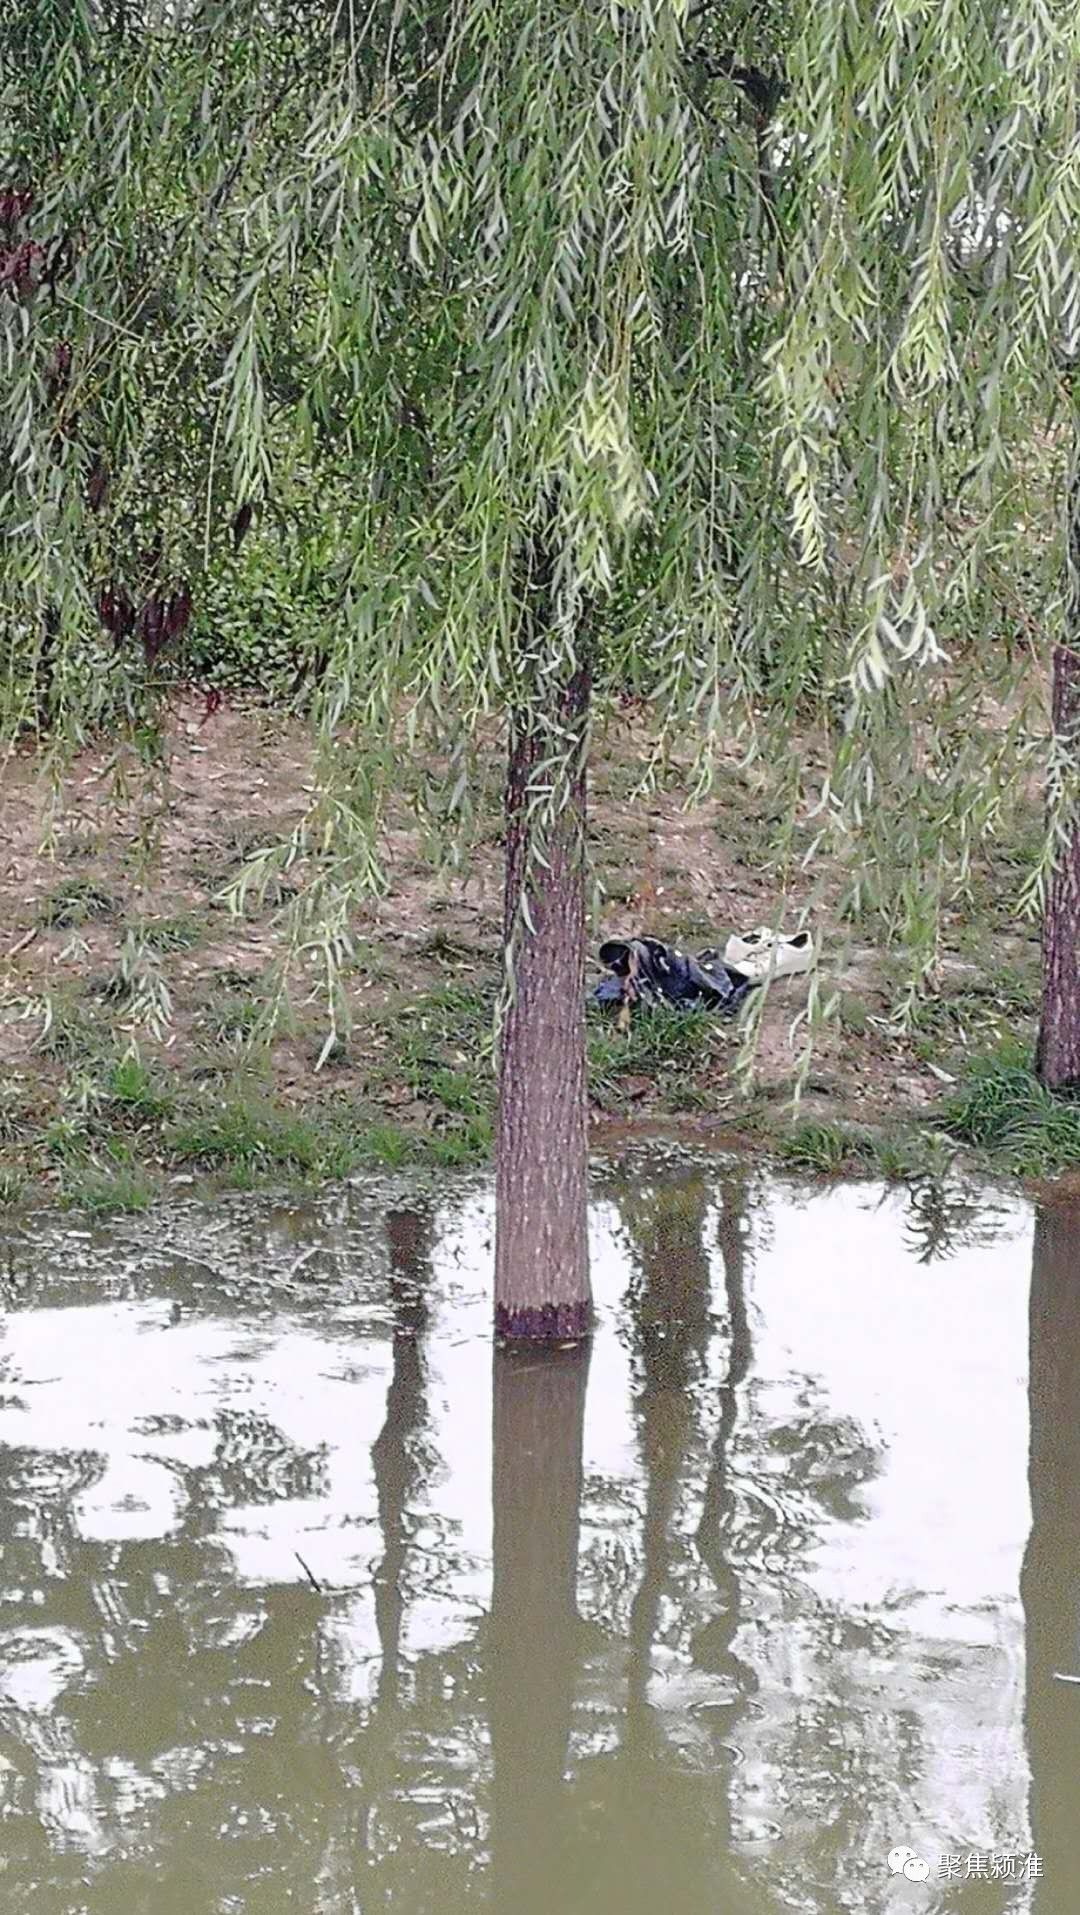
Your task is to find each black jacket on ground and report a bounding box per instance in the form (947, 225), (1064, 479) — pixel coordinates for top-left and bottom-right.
(591, 936), (756, 1016)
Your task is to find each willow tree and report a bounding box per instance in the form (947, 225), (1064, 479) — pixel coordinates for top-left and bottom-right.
(1, 0), (1077, 1332)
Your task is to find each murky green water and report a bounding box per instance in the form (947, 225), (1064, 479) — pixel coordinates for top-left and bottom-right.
(0, 1157), (1074, 1912)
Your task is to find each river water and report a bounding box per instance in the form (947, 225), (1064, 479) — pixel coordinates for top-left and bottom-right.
(0, 1155), (1074, 1913)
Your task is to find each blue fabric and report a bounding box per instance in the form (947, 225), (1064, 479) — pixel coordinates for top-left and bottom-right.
(591, 936), (755, 1017)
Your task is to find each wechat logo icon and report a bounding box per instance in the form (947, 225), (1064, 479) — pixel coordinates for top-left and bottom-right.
(889, 1846), (931, 1882)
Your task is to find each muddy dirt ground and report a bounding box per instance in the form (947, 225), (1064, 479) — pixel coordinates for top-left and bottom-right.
(0, 693), (1044, 1206)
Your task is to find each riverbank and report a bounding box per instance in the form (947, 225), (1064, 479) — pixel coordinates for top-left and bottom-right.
(0, 693), (1054, 1213)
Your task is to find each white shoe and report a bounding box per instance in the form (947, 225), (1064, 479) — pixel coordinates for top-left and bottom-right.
(723, 925), (775, 967)
(726, 929), (814, 982)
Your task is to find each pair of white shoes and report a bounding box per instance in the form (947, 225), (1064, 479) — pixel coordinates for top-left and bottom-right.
(724, 924), (814, 982)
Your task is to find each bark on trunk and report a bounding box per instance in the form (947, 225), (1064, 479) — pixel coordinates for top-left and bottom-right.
(1036, 644), (1080, 1089)
(489, 1340), (589, 1910)
(494, 664), (592, 1341)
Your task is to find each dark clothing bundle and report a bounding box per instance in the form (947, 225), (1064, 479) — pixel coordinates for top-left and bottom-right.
(591, 936), (756, 1018)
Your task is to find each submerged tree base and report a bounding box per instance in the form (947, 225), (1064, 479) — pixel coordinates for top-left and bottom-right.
(494, 1297), (592, 1342)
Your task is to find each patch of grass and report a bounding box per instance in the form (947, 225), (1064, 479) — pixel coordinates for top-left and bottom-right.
(105, 1055), (175, 1124)
(366, 980), (495, 1165)
(595, 869), (637, 906)
(237, 872), (298, 914)
(663, 1077), (715, 1113)
(593, 761), (645, 804)
(219, 816), (278, 865)
(60, 1164), (160, 1214)
(587, 1004), (715, 1101)
(674, 916), (723, 946)
(908, 969), (1038, 1043)
(775, 1115), (959, 1183)
(167, 1097), (329, 1175)
(86, 965), (144, 1011)
(208, 964), (264, 990)
(864, 1129), (957, 1181)
(40, 1113), (92, 1165)
(32, 997), (106, 1065)
(374, 984), (494, 1116)
(353, 1122), (417, 1168)
(216, 1161), (265, 1191)
(777, 1120), (870, 1174)
(0, 1169), (26, 1207)
(0, 1083), (34, 1148)
(186, 819), (292, 904)
(85, 970), (133, 1004)
(423, 1066), (483, 1117)
(940, 1041), (1080, 1174)
(188, 1052), (240, 1087)
(352, 942), (397, 986)
(412, 981), (493, 1027)
(135, 913), (204, 954)
(425, 1113), (493, 1165)
(38, 878), (117, 929)
(308, 1034), (351, 1070)
(163, 1092), (490, 1183)
(205, 821), (298, 915)
(838, 993), (870, 1036)
(197, 991), (266, 1048)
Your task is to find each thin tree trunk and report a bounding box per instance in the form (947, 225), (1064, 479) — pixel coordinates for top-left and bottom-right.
(494, 661), (592, 1341)
(1036, 446), (1080, 1090)
(1036, 645), (1080, 1088)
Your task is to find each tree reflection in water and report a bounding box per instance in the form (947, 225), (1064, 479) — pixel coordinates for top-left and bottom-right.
(489, 1339), (590, 1914)
(1024, 1201), (1080, 1915)
(0, 1168), (1039, 1914)
(541, 1171), (758, 1915)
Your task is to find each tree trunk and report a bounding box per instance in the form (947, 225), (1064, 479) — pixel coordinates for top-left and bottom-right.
(494, 663), (592, 1341)
(1036, 645), (1080, 1088)
(1036, 450), (1080, 1090)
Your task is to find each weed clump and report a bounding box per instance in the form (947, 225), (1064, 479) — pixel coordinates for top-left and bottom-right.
(941, 1041), (1080, 1175)
(38, 879), (117, 929)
